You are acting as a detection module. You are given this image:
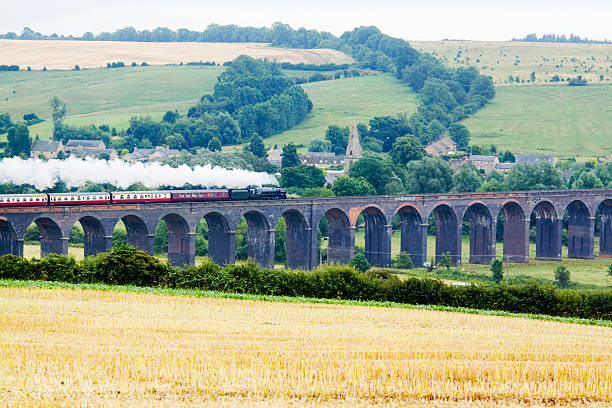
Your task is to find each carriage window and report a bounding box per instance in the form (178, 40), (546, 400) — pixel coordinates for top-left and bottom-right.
(180, 194), (184, 197)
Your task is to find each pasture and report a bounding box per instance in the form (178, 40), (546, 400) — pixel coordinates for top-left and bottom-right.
(0, 39), (352, 70)
(463, 85), (612, 157)
(412, 40), (612, 86)
(0, 285), (609, 406)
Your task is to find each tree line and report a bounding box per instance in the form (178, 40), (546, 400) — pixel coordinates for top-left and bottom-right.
(513, 33), (611, 44)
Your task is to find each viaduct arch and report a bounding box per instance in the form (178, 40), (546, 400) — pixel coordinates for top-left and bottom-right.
(1, 189), (610, 269)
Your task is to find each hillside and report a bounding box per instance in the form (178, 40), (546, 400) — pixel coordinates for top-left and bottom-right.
(0, 39), (352, 70)
(412, 40), (612, 85)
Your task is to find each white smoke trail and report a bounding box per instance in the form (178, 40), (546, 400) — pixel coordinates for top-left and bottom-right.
(0, 157), (279, 190)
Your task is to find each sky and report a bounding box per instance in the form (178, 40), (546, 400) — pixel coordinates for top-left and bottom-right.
(3, 0), (612, 42)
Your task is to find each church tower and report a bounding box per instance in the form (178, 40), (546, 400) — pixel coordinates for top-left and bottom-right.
(344, 121), (363, 171)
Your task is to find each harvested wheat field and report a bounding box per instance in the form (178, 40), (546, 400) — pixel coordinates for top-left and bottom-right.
(0, 39), (352, 70)
(0, 286), (610, 407)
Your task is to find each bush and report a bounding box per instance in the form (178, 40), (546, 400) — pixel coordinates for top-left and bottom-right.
(554, 265), (571, 288)
(491, 259), (503, 283)
(94, 245), (170, 286)
(349, 252), (371, 273)
(392, 252), (414, 269)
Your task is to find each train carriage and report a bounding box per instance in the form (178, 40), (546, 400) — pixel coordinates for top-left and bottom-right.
(49, 192), (111, 206)
(170, 190), (230, 202)
(110, 191), (171, 204)
(0, 193), (48, 207)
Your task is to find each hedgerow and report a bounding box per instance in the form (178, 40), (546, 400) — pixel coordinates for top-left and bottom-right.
(0, 245), (610, 321)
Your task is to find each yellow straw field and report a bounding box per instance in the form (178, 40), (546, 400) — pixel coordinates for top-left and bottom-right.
(0, 286), (610, 407)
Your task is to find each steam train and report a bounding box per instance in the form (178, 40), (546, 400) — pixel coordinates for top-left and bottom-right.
(0, 187), (287, 207)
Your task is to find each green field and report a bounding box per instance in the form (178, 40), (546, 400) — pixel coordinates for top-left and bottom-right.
(0, 65), (223, 139)
(260, 74), (417, 151)
(412, 40), (612, 86)
(463, 84), (612, 157)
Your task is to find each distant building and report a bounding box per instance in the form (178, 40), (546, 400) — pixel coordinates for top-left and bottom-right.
(267, 148), (283, 168)
(72, 148), (118, 160)
(299, 152), (344, 167)
(344, 122), (363, 171)
(469, 155), (499, 174)
(425, 137), (458, 156)
(64, 139), (106, 153)
(515, 154), (555, 165)
(125, 147), (180, 163)
(495, 162), (515, 172)
(30, 140), (64, 159)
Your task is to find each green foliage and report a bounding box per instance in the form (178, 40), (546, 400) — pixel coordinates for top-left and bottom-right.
(307, 138), (332, 153)
(389, 135), (425, 166)
(0, 112), (13, 134)
(393, 252), (414, 269)
(94, 245), (170, 286)
(491, 259), (503, 284)
(281, 142), (300, 168)
(280, 165), (325, 189)
(331, 176), (376, 196)
(300, 187), (334, 197)
(324, 125), (349, 155)
(349, 252), (371, 273)
(6, 123), (32, 156)
(448, 123), (470, 146)
(451, 164), (483, 192)
(608, 264), (612, 277)
(505, 162), (565, 191)
(348, 156), (394, 194)
(246, 133), (267, 158)
(439, 252), (452, 270)
(554, 265), (571, 288)
(207, 136), (222, 152)
(50, 96), (66, 122)
(571, 171), (603, 189)
(404, 157), (453, 193)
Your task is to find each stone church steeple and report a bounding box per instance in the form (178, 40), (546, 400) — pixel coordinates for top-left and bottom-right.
(344, 121), (362, 171)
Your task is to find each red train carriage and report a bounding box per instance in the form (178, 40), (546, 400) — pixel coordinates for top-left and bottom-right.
(49, 192), (111, 206)
(0, 193), (48, 207)
(170, 190), (230, 202)
(110, 191), (171, 204)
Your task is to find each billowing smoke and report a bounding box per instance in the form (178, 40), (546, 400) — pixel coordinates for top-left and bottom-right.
(0, 157), (278, 190)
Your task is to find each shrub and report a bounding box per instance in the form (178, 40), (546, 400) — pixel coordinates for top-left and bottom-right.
(491, 259), (503, 283)
(439, 252), (452, 270)
(349, 252), (371, 273)
(94, 245), (170, 286)
(554, 265), (571, 288)
(393, 252), (414, 269)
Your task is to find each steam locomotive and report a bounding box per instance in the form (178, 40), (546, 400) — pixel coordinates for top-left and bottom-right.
(0, 187), (287, 207)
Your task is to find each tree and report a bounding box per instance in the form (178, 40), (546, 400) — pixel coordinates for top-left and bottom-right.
(325, 125), (349, 155)
(6, 123), (32, 157)
(393, 252), (414, 269)
(50, 96), (66, 122)
(207, 137), (222, 152)
(331, 176), (376, 196)
(246, 133), (267, 158)
(281, 142), (300, 168)
(349, 252), (370, 273)
(554, 265), (571, 288)
(448, 123), (470, 147)
(162, 110), (179, 123)
(505, 162), (565, 191)
(530, 72), (536, 82)
(452, 165), (482, 192)
(491, 259), (503, 283)
(389, 135), (425, 166)
(0, 113), (12, 133)
(307, 138), (332, 153)
(166, 133), (187, 150)
(280, 165), (325, 189)
(348, 157), (394, 194)
(571, 171), (603, 189)
(404, 157), (453, 193)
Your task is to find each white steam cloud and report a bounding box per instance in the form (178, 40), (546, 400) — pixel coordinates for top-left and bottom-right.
(0, 157), (279, 190)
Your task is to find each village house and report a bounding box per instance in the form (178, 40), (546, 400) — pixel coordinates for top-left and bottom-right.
(124, 147), (181, 163)
(72, 148), (119, 160)
(515, 154), (555, 165)
(30, 140), (64, 159)
(267, 148), (283, 168)
(425, 137), (458, 156)
(64, 139), (106, 153)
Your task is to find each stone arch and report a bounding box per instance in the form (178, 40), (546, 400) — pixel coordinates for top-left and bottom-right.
(242, 210), (274, 268)
(118, 214), (152, 255)
(394, 205), (426, 266)
(76, 216), (110, 257)
(0, 218), (21, 257)
(597, 199), (612, 257)
(463, 202), (496, 264)
(531, 201), (562, 260)
(280, 209), (311, 270)
(322, 208), (353, 265)
(358, 206), (391, 267)
(565, 200), (594, 259)
(33, 217), (66, 257)
(160, 213), (193, 267)
(202, 211), (234, 266)
(430, 204), (460, 265)
(499, 201), (529, 262)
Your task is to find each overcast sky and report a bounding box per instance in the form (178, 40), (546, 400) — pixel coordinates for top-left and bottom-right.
(3, 0), (612, 41)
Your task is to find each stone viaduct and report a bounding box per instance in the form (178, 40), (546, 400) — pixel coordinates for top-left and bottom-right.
(1, 189), (611, 269)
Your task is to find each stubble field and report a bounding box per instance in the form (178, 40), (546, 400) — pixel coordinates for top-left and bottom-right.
(0, 286), (610, 407)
